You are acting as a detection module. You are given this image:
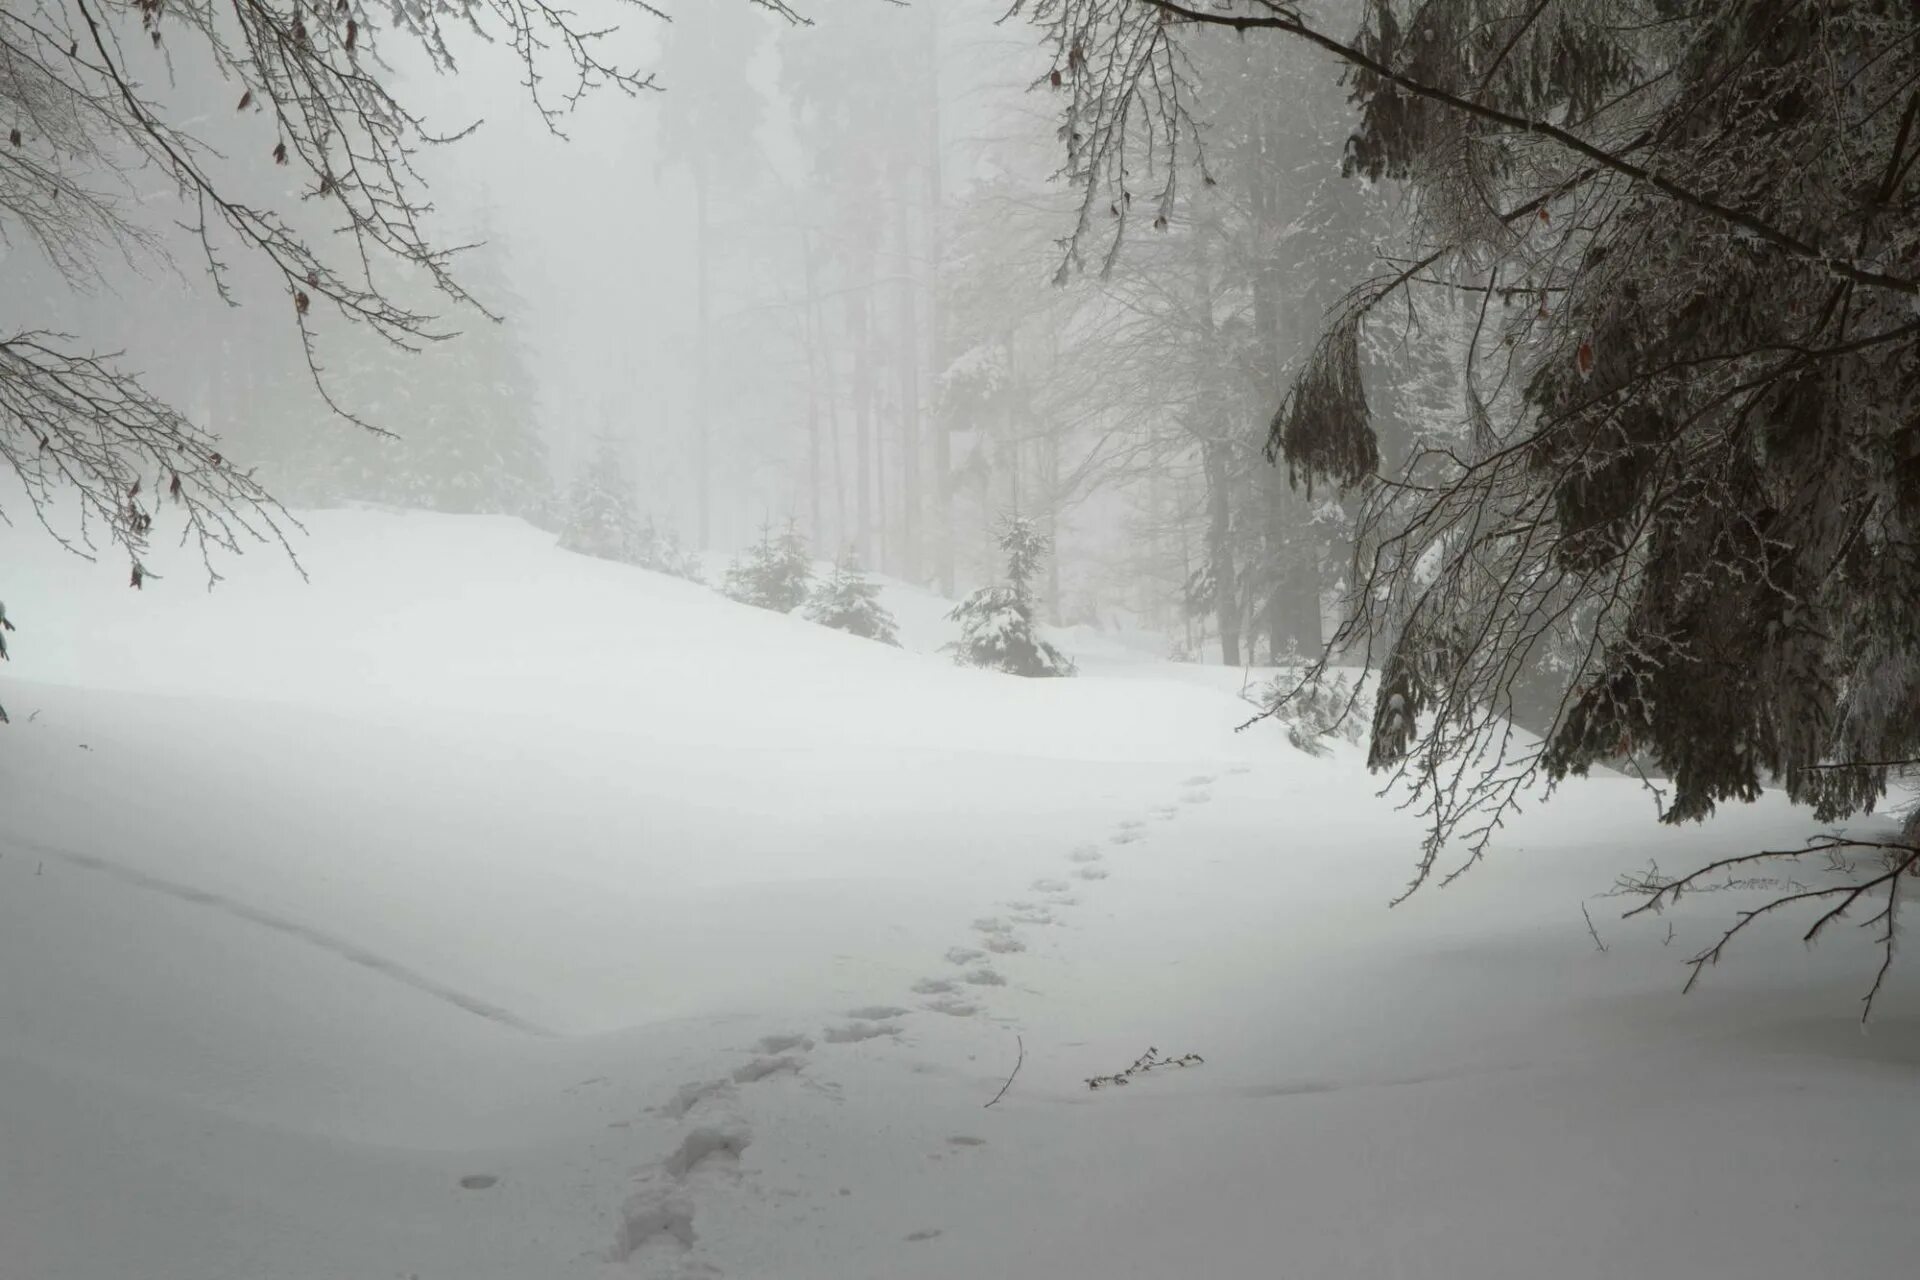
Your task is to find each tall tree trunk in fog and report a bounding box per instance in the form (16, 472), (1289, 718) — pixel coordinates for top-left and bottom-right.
(1192, 224), (1240, 666)
(693, 161), (714, 549)
(891, 168), (921, 583)
(925, 2), (953, 595)
(1177, 471), (1199, 655)
(875, 378), (889, 571)
(1249, 106), (1323, 662)
(1045, 444), (1062, 624)
(801, 229), (824, 542)
(1203, 439), (1240, 668)
(1249, 173), (1294, 660)
(850, 287), (875, 566)
(1042, 329), (1062, 624)
(812, 255), (847, 554)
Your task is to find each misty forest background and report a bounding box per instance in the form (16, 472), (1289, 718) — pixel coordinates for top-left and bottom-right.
(2, 0), (1457, 670)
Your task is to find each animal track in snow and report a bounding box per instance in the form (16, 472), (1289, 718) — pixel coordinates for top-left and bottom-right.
(1043, 893), (1081, 906)
(612, 1128), (750, 1265)
(1008, 908), (1054, 925)
(658, 1078), (735, 1120)
(985, 935), (1027, 953)
(731, 1056), (802, 1085)
(905, 1229), (944, 1242)
(663, 1127), (751, 1179)
(962, 967), (1006, 986)
(1075, 867), (1110, 881)
(756, 1033), (813, 1054)
(945, 946), (986, 965)
(1181, 789), (1213, 805)
(912, 977), (958, 995)
(1150, 804), (1180, 820)
(458, 1173), (498, 1190)
(972, 916), (1013, 935)
(1031, 877), (1071, 892)
(1183, 773), (1218, 787)
(1068, 847), (1104, 863)
(946, 1135), (987, 1147)
(1117, 818), (1147, 830)
(846, 1005), (910, 1021)
(1109, 829), (1145, 845)
(823, 1022), (899, 1044)
(1226, 763), (1252, 775)
(612, 1192), (697, 1260)
(922, 995), (980, 1017)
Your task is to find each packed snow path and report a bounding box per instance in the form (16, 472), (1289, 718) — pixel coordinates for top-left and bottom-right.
(2, 512), (1915, 1280)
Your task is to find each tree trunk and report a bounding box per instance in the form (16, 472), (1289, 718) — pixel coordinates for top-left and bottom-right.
(1191, 217), (1239, 666)
(693, 161), (713, 549)
(891, 165), (921, 582)
(925, 1), (953, 595)
(1248, 112), (1291, 662)
(817, 284), (847, 556)
(801, 229), (823, 542)
(1204, 438), (1240, 667)
(850, 286), (875, 566)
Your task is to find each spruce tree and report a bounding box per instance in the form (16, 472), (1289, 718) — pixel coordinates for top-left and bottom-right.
(947, 517), (1075, 677)
(282, 245), (551, 522)
(637, 516), (706, 583)
(560, 436), (646, 564)
(805, 552), (900, 645)
(722, 520), (813, 612)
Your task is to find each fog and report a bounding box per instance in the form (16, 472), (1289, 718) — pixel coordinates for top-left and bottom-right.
(3, 3), (1917, 1278)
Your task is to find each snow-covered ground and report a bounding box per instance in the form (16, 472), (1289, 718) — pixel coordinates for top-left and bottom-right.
(2, 510), (1916, 1280)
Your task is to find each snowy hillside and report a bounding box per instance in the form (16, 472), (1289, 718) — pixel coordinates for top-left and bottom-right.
(3, 510), (1916, 1280)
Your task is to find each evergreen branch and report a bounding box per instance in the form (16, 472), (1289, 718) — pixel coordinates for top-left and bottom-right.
(1145, 0), (1920, 296)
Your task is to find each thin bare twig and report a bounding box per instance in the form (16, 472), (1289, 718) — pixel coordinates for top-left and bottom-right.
(984, 1033), (1024, 1108)
(1581, 901), (1609, 953)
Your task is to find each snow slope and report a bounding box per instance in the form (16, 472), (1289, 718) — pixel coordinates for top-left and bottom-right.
(2, 509), (1916, 1280)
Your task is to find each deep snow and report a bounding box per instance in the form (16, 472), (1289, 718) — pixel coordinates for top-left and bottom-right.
(2, 509), (1916, 1280)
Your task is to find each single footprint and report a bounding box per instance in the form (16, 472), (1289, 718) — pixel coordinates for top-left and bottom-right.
(663, 1127), (751, 1179)
(923, 995), (980, 1017)
(945, 946), (986, 965)
(1181, 789), (1213, 805)
(611, 1192), (697, 1259)
(1109, 829), (1145, 845)
(1075, 867), (1110, 881)
(846, 1005), (910, 1021)
(1069, 847), (1104, 863)
(1183, 773), (1218, 787)
(1150, 804), (1180, 820)
(1043, 893), (1081, 906)
(1009, 909), (1054, 925)
(756, 1033), (813, 1054)
(946, 1136), (987, 1147)
(972, 917), (1013, 935)
(1004, 898), (1037, 910)
(658, 1078), (735, 1120)
(962, 968), (1007, 986)
(1117, 818), (1147, 830)
(984, 935), (1027, 954)
(905, 1229), (944, 1242)
(1031, 877), (1071, 892)
(731, 1056), (801, 1084)
(458, 1174), (499, 1190)
(1226, 764), (1252, 775)
(824, 1022), (899, 1044)
(912, 977), (958, 995)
